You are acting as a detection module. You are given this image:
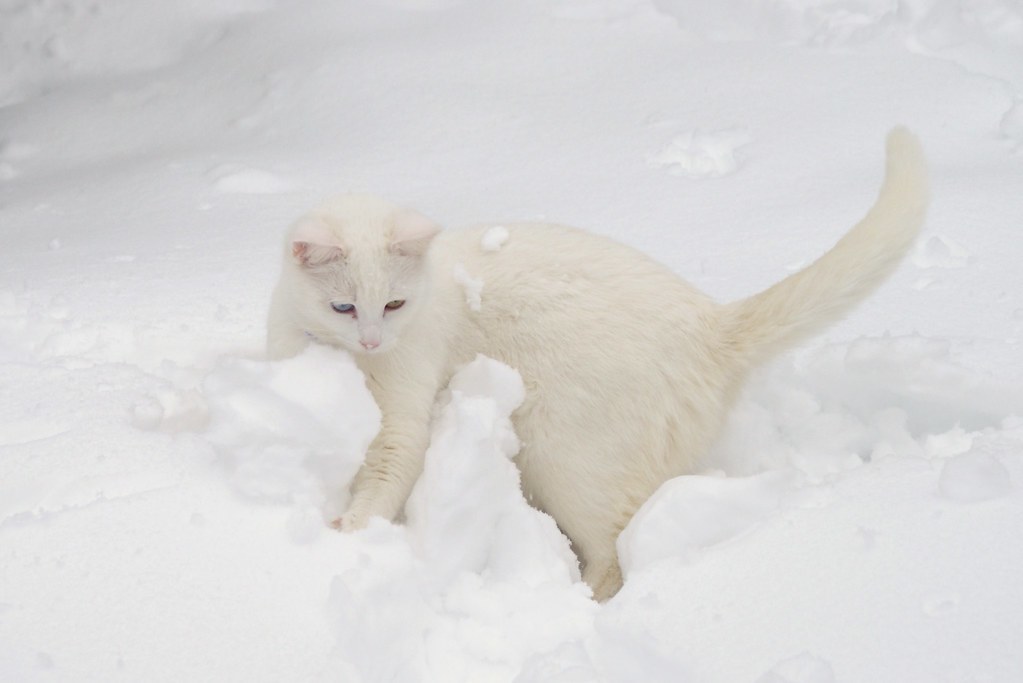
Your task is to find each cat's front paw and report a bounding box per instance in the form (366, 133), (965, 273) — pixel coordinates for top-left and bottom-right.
(333, 484), (404, 531)
(331, 509), (370, 532)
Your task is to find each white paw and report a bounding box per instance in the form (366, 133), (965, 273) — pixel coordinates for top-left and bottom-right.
(333, 509), (370, 532)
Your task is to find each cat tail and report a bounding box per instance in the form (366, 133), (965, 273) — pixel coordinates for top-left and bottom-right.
(721, 127), (929, 367)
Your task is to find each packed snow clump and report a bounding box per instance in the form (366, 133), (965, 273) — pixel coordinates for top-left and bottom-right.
(453, 263), (484, 311)
(481, 225), (510, 251)
(202, 344), (380, 535)
(406, 354), (581, 589)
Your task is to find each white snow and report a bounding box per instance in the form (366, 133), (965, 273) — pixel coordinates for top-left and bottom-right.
(2, 1), (1023, 682)
(211, 166), (295, 194)
(328, 355), (593, 682)
(481, 225), (510, 252)
(912, 234), (972, 269)
(453, 262), (484, 312)
(938, 451), (1013, 503)
(618, 469), (795, 575)
(1001, 99), (1023, 145)
(647, 127), (753, 179)
(756, 652), (835, 683)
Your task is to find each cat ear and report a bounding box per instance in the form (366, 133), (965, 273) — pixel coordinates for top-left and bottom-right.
(390, 209), (441, 257)
(290, 216), (346, 267)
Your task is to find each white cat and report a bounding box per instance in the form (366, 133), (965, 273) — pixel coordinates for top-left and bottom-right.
(267, 128), (928, 601)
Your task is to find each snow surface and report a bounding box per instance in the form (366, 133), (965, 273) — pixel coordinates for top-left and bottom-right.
(647, 127), (753, 179)
(2, 1), (1023, 681)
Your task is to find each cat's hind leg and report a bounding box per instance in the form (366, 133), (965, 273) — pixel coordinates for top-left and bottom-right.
(522, 435), (693, 601)
(526, 465), (648, 602)
(580, 543), (625, 602)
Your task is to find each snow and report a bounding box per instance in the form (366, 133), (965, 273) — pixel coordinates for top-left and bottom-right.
(211, 166), (296, 195)
(755, 653), (835, 683)
(481, 225), (510, 252)
(453, 262), (484, 312)
(938, 451), (1013, 503)
(912, 234), (972, 269)
(2, 1), (1022, 682)
(647, 127), (753, 179)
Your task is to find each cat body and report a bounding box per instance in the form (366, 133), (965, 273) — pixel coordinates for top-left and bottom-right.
(267, 129), (928, 600)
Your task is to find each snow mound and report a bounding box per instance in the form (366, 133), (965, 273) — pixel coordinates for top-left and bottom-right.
(0, 0), (273, 107)
(202, 344), (380, 532)
(328, 355), (593, 681)
(712, 335), (1023, 479)
(618, 470), (794, 575)
(406, 355), (579, 588)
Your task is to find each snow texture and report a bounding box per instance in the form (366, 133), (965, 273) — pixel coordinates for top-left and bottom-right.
(481, 225), (510, 252)
(647, 127), (753, 179)
(453, 262), (484, 312)
(2, 1), (1023, 682)
(756, 652), (835, 683)
(938, 451), (1013, 503)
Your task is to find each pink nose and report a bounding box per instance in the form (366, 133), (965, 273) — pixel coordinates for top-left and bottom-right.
(360, 339), (380, 350)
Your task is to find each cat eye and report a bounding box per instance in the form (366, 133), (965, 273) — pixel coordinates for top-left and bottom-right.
(384, 300), (405, 311)
(331, 302), (356, 315)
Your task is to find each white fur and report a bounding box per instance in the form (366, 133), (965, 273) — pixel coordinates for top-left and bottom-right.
(267, 129), (928, 600)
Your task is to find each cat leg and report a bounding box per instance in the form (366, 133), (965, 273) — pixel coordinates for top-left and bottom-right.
(581, 548), (624, 602)
(335, 358), (439, 531)
(532, 484), (634, 601)
(336, 429), (428, 530)
(569, 506), (639, 601)
(523, 445), (675, 602)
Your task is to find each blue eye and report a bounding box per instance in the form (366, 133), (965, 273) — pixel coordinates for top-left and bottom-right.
(331, 302), (355, 314)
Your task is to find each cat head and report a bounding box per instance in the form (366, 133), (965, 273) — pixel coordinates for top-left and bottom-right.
(285, 194), (440, 355)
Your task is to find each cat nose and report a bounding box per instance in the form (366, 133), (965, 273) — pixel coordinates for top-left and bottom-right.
(359, 324), (381, 350)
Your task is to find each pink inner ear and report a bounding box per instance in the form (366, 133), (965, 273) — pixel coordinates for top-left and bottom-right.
(292, 216), (341, 246)
(292, 241), (344, 266)
(291, 216), (346, 266)
(391, 209), (441, 255)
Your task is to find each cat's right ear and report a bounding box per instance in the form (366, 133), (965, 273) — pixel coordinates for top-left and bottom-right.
(390, 209), (441, 257)
(290, 216), (345, 267)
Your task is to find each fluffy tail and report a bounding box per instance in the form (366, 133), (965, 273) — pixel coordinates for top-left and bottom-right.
(722, 127), (929, 366)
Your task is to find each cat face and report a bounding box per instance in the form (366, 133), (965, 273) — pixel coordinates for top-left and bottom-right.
(287, 197), (439, 355)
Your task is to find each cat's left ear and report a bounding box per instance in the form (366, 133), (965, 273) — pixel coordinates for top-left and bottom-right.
(390, 209), (441, 257)
(291, 216), (346, 267)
